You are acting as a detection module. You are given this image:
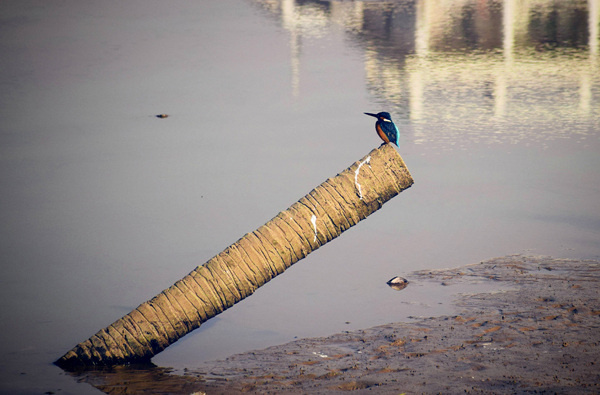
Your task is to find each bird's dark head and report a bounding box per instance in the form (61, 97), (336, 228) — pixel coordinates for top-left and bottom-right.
(364, 112), (392, 121)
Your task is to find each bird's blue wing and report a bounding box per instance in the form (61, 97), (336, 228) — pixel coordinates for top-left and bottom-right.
(382, 122), (400, 146)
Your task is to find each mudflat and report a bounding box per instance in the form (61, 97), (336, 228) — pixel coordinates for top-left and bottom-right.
(75, 255), (600, 394)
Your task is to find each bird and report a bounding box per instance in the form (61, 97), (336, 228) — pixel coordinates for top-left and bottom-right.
(364, 112), (399, 146)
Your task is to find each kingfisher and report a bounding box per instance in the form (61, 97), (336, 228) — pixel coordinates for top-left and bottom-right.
(364, 112), (400, 146)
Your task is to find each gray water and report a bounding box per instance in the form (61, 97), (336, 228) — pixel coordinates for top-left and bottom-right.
(1, 0), (599, 394)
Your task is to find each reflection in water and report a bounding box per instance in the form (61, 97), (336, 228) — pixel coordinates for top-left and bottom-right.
(68, 364), (206, 395)
(258, 0), (365, 96)
(253, 0), (600, 146)
(592, 0), (600, 55)
(280, 0), (329, 96)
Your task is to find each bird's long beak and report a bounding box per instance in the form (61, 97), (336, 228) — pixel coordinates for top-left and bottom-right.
(364, 112), (378, 118)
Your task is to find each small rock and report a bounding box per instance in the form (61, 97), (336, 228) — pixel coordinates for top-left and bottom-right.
(387, 276), (408, 291)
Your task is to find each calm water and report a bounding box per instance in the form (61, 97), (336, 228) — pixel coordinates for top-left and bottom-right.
(1, 0), (599, 393)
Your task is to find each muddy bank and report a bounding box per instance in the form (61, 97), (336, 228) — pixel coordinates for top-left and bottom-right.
(74, 255), (600, 394)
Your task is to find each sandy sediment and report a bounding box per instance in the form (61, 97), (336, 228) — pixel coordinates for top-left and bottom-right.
(76, 255), (600, 394)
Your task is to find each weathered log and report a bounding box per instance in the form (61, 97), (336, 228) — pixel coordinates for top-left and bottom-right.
(55, 144), (413, 368)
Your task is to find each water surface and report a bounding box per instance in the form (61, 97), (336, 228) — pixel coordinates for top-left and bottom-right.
(0, 0), (598, 393)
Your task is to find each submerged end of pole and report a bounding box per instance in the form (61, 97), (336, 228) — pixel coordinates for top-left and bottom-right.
(54, 350), (98, 371)
(54, 351), (78, 369)
(54, 350), (152, 371)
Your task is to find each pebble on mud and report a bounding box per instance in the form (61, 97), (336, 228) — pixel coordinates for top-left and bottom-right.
(387, 276), (408, 290)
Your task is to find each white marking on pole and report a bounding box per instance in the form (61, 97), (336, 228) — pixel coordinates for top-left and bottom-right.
(354, 156), (371, 200)
(311, 214), (318, 242)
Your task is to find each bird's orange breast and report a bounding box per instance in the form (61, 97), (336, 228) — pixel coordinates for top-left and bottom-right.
(376, 123), (390, 144)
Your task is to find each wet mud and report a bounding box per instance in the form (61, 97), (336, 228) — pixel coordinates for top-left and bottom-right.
(74, 255), (600, 394)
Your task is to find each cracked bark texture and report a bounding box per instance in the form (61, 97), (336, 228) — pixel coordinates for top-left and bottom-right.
(55, 144), (413, 368)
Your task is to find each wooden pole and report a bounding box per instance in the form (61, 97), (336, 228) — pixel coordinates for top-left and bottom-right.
(55, 144), (413, 368)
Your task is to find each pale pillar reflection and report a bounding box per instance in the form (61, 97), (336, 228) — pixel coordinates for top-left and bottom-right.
(589, 0), (599, 57)
(410, 0), (430, 123)
(415, 0), (431, 57)
(281, 0), (301, 97)
(581, 0), (599, 114)
(329, 1), (364, 32)
(502, 0), (515, 64)
(495, 0), (516, 118)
